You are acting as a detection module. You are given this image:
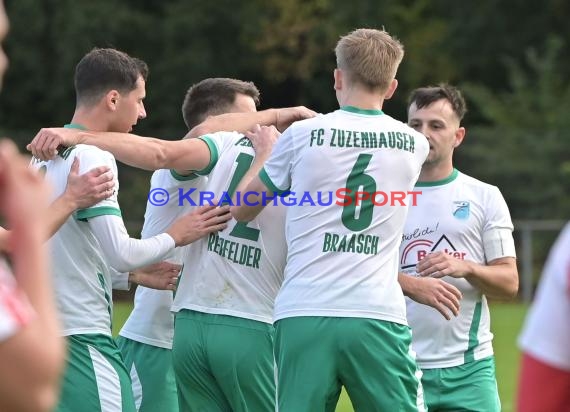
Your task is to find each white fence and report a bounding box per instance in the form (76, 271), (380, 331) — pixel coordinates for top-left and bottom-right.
(514, 219), (567, 303)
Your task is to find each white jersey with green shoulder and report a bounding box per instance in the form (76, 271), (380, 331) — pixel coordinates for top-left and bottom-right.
(260, 106), (429, 324)
(31, 144), (121, 336)
(400, 170), (516, 369)
(172, 132), (287, 323)
(119, 169), (207, 349)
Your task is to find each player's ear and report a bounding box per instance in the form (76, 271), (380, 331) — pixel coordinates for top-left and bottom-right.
(105, 90), (120, 111)
(333, 68), (342, 91)
(384, 79), (398, 100)
(453, 127), (466, 148)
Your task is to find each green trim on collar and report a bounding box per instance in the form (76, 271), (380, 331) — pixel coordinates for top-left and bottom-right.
(340, 106), (384, 116)
(64, 123), (87, 130)
(415, 168), (459, 187)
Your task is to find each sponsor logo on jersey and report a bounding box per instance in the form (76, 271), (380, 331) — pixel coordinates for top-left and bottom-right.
(400, 234), (467, 272)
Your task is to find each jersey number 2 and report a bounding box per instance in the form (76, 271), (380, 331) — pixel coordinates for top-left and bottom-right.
(223, 153), (260, 241)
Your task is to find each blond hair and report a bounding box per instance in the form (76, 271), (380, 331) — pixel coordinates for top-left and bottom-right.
(335, 28), (404, 92)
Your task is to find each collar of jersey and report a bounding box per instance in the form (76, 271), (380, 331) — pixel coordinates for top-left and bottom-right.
(340, 106), (384, 116)
(64, 123), (87, 130)
(415, 168), (459, 187)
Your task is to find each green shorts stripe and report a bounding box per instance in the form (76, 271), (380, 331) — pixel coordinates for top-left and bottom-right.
(421, 356), (500, 412)
(116, 335), (179, 412)
(172, 310), (275, 412)
(56, 334), (135, 412)
(275, 316), (426, 412)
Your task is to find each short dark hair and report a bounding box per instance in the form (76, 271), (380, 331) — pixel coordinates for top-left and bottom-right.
(182, 78), (260, 130)
(74, 48), (149, 107)
(408, 84), (467, 121)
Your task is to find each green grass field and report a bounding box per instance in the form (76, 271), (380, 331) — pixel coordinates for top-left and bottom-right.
(113, 302), (527, 412)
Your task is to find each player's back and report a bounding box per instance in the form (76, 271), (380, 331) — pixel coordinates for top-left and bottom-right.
(32, 144), (120, 336)
(264, 108), (429, 323)
(119, 169), (207, 348)
(173, 132), (286, 323)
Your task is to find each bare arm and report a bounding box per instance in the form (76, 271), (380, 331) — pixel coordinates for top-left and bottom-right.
(417, 252), (519, 300)
(128, 261), (182, 291)
(230, 175), (271, 222)
(188, 109), (279, 139)
(464, 258), (519, 300)
(28, 127), (212, 171)
(187, 106), (317, 139)
(0, 157), (114, 253)
(0, 140), (65, 412)
(28, 107), (316, 168)
(398, 273), (462, 320)
(175, 114), (285, 178)
(232, 125), (280, 202)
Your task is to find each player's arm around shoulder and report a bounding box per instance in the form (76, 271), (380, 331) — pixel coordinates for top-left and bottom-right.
(230, 175), (272, 222)
(172, 132), (229, 178)
(186, 106), (316, 139)
(230, 124), (289, 221)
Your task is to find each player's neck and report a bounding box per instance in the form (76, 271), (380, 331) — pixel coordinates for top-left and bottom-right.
(337, 89), (384, 111)
(70, 107), (111, 132)
(418, 162), (455, 183)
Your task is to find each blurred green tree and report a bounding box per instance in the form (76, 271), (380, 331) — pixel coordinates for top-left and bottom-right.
(461, 36), (570, 219)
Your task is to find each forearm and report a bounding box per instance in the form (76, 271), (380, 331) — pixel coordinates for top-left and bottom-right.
(187, 109), (279, 139)
(90, 215), (175, 272)
(233, 158), (266, 203)
(398, 272), (416, 298)
(1, 193), (78, 251)
(78, 131), (182, 170)
(105, 234), (175, 272)
(465, 259), (519, 300)
(46, 193), (78, 238)
(109, 268), (160, 291)
(230, 175), (270, 221)
(77, 131), (212, 172)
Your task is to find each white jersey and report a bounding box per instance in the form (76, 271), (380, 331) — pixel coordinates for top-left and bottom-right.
(119, 169), (207, 349)
(0, 258), (33, 342)
(32, 144), (122, 336)
(519, 222), (570, 371)
(260, 107), (429, 323)
(400, 170), (516, 369)
(172, 132), (287, 323)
